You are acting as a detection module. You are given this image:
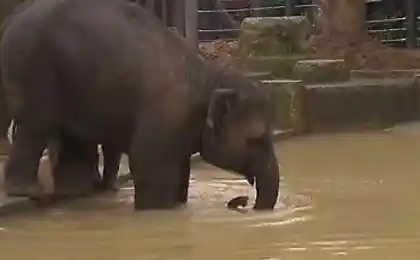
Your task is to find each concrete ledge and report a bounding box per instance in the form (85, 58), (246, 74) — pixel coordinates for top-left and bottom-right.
(303, 78), (418, 132)
(294, 59), (350, 84)
(239, 55), (307, 78)
(350, 69), (420, 79)
(244, 71), (273, 81)
(261, 79), (308, 133)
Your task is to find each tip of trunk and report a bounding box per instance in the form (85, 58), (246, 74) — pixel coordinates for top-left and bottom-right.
(253, 156), (280, 211)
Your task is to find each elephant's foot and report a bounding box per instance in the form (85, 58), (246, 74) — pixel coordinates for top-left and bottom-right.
(0, 138), (12, 156)
(176, 158), (191, 205)
(176, 183), (188, 205)
(93, 179), (120, 193)
(134, 181), (179, 210)
(4, 182), (44, 199)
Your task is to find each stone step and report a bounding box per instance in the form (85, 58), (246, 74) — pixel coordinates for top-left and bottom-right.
(293, 59), (350, 84)
(350, 69), (420, 79)
(261, 77), (420, 134)
(261, 79), (307, 134)
(238, 55), (307, 78)
(302, 78), (419, 132)
(244, 71), (273, 81)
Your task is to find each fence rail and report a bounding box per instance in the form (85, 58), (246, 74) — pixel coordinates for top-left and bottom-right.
(195, 0), (419, 48)
(198, 3), (318, 42)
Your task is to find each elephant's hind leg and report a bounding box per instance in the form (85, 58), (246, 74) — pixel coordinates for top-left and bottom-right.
(100, 143), (122, 191)
(51, 133), (100, 197)
(2, 46), (58, 198)
(3, 124), (48, 198)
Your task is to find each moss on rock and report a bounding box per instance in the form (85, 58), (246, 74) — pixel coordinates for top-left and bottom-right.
(261, 79), (307, 133)
(294, 59), (350, 84)
(238, 16), (311, 58)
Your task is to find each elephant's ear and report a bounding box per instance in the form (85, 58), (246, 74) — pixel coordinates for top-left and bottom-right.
(206, 89), (237, 134)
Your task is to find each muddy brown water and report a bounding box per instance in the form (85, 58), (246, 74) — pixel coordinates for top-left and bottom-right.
(1, 125), (420, 259)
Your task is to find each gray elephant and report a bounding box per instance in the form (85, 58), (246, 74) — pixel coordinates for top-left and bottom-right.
(0, 0), (280, 210)
(0, 0), (122, 195)
(0, 0), (30, 155)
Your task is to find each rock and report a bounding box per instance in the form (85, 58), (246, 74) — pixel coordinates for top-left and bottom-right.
(294, 59), (350, 84)
(238, 16), (311, 58)
(261, 79), (308, 133)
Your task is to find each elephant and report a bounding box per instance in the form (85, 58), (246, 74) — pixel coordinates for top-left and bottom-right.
(0, 0), (280, 211)
(0, 0), (30, 155)
(0, 0), (123, 194)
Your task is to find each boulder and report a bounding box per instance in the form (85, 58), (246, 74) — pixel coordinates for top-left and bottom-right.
(294, 59), (350, 84)
(238, 16), (311, 58)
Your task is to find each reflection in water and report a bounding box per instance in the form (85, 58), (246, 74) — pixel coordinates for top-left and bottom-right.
(2, 127), (420, 259)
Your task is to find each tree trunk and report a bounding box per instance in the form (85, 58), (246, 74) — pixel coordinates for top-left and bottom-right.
(250, 0), (263, 17)
(310, 0), (420, 71)
(315, 0), (367, 40)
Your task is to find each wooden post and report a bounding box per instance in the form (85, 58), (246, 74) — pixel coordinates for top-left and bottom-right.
(145, 0), (155, 12)
(251, 0), (263, 17)
(172, 0), (186, 36)
(161, 0), (168, 26)
(185, 0), (198, 48)
(286, 0), (294, 16)
(406, 0), (417, 48)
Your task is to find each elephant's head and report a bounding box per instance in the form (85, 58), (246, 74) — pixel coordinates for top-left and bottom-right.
(200, 73), (279, 211)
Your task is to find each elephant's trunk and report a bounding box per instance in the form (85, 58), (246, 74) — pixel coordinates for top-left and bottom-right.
(253, 151), (280, 210)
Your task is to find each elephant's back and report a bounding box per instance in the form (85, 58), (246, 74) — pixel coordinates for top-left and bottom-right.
(0, 0), (141, 141)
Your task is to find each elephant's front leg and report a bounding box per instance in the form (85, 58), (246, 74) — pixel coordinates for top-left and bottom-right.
(129, 129), (188, 210)
(51, 133), (100, 197)
(0, 86), (12, 155)
(176, 157), (191, 205)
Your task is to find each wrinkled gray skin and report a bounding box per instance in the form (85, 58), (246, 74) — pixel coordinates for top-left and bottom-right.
(0, 0), (280, 210)
(0, 0), (122, 194)
(0, 0), (28, 155)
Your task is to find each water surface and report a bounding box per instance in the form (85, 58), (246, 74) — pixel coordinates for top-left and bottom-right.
(1, 125), (420, 259)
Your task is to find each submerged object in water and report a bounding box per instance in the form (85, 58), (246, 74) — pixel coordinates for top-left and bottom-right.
(227, 195), (249, 212)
